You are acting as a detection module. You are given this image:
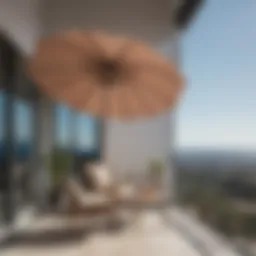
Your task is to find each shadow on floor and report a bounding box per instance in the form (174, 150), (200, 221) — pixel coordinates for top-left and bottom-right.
(0, 218), (126, 251)
(0, 226), (89, 250)
(160, 211), (213, 256)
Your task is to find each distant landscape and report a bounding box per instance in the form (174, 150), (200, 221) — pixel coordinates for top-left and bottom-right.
(174, 148), (256, 240)
(174, 148), (256, 172)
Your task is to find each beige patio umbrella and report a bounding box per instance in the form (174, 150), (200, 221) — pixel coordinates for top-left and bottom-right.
(28, 30), (183, 119)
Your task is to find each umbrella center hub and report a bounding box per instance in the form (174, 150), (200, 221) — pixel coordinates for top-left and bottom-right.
(97, 59), (121, 85)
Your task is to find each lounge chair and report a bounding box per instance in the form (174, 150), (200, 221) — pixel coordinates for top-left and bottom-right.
(60, 162), (161, 217)
(60, 177), (115, 216)
(58, 163), (129, 216)
(85, 162), (136, 202)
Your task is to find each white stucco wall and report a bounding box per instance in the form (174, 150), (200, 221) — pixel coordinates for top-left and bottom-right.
(0, 0), (42, 55)
(41, 0), (178, 181)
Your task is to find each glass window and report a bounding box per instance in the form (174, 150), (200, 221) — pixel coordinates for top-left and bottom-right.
(74, 113), (99, 155)
(0, 91), (6, 190)
(54, 104), (100, 155)
(13, 97), (33, 161)
(13, 96), (34, 208)
(51, 104), (74, 186)
(54, 104), (73, 149)
(0, 91), (5, 160)
(0, 90), (4, 224)
(52, 104), (100, 185)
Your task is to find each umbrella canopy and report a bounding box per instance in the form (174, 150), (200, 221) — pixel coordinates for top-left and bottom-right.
(28, 30), (183, 119)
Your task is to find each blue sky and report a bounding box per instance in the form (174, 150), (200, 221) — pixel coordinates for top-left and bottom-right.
(177, 0), (256, 150)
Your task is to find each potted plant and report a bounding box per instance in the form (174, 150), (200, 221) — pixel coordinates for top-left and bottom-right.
(47, 148), (73, 207)
(148, 159), (164, 187)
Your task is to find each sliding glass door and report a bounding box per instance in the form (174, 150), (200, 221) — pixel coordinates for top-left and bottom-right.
(0, 90), (6, 224)
(50, 104), (73, 188)
(51, 104), (101, 186)
(1, 33), (39, 224)
(74, 112), (101, 160)
(12, 97), (34, 211)
(72, 112), (101, 177)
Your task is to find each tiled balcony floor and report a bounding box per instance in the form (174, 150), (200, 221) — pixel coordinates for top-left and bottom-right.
(0, 209), (242, 256)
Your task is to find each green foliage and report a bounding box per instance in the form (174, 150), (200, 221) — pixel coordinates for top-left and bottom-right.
(148, 159), (164, 180)
(47, 148), (73, 186)
(178, 170), (256, 238)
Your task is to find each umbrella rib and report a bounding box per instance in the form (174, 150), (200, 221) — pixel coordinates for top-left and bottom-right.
(149, 82), (179, 112)
(108, 87), (120, 118)
(134, 62), (181, 82)
(63, 31), (106, 56)
(116, 41), (134, 60)
(131, 79), (177, 117)
(87, 34), (106, 55)
(130, 84), (155, 116)
(101, 88), (109, 118)
(122, 86), (135, 119)
(80, 87), (98, 112)
(138, 70), (181, 104)
(66, 84), (96, 112)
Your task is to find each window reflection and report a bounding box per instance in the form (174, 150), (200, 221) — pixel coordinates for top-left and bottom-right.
(0, 91), (5, 160)
(1, 32), (38, 224)
(73, 112), (100, 176)
(0, 90), (5, 223)
(14, 97), (33, 160)
(50, 104), (73, 188)
(50, 104), (101, 188)
(54, 104), (72, 148)
(75, 113), (99, 155)
(54, 104), (100, 156)
(13, 97), (34, 209)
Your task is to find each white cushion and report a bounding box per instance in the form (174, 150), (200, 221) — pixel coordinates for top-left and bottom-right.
(88, 163), (113, 191)
(64, 179), (111, 208)
(80, 193), (111, 207)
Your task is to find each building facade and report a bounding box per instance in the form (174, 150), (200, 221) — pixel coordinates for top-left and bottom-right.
(0, 0), (202, 226)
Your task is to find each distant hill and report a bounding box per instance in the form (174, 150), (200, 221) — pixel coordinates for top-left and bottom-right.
(174, 148), (256, 201)
(173, 148), (256, 173)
